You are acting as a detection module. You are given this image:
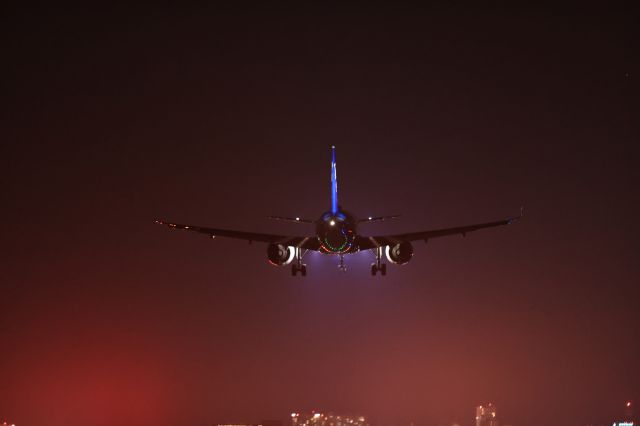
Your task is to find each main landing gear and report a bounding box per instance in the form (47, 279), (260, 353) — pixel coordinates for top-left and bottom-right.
(371, 246), (387, 276)
(291, 248), (307, 276)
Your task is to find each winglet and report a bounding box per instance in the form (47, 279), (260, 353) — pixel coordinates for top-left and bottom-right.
(507, 206), (524, 225)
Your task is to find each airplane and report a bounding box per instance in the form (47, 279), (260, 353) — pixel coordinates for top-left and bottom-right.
(155, 146), (521, 276)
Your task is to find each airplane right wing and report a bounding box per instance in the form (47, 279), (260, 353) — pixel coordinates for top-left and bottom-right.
(356, 211), (522, 250)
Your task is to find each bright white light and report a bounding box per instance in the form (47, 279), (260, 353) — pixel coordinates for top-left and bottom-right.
(314, 413), (321, 419)
(368, 216), (372, 220)
(295, 217), (300, 221)
(330, 220), (335, 226)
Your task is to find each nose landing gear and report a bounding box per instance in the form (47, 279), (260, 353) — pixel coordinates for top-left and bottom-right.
(338, 254), (347, 272)
(371, 246), (387, 276)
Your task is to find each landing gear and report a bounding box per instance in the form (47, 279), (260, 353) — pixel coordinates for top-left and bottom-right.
(370, 246), (387, 276)
(291, 248), (307, 277)
(291, 263), (307, 276)
(371, 263), (387, 276)
(338, 254), (347, 272)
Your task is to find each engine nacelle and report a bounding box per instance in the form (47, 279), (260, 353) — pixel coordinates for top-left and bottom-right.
(385, 242), (414, 265)
(266, 244), (296, 266)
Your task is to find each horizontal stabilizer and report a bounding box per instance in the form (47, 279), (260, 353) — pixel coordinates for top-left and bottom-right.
(358, 214), (401, 223)
(267, 216), (314, 224)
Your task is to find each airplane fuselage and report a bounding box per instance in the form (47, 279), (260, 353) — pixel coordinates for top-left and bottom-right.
(316, 209), (358, 254)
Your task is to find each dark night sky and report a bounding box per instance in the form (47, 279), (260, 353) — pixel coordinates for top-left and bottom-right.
(1, 4), (638, 426)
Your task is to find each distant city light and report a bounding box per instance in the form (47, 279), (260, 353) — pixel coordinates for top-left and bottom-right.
(476, 403), (498, 426)
(290, 411), (367, 426)
(627, 401), (632, 407)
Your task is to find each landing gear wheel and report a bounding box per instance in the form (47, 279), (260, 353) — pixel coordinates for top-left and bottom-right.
(380, 263), (387, 276)
(291, 264), (298, 276)
(338, 254), (347, 272)
(301, 264), (307, 276)
(371, 264), (378, 276)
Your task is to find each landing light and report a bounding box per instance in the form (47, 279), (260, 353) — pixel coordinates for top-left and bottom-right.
(330, 220), (335, 226)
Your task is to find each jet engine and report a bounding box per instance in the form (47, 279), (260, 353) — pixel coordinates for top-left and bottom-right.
(267, 244), (296, 266)
(385, 242), (414, 265)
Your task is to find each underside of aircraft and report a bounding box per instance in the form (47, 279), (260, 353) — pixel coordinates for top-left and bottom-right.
(156, 146), (521, 276)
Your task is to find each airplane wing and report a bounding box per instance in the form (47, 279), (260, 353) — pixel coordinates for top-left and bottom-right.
(154, 220), (321, 250)
(356, 211), (522, 250)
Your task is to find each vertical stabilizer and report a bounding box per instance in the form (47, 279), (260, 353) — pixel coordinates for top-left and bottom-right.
(331, 145), (338, 214)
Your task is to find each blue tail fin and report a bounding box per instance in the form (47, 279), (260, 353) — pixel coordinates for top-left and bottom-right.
(331, 146), (338, 214)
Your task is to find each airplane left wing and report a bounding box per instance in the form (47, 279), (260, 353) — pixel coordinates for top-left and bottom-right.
(154, 220), (321, 250)
(356, 211), (522, 250)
